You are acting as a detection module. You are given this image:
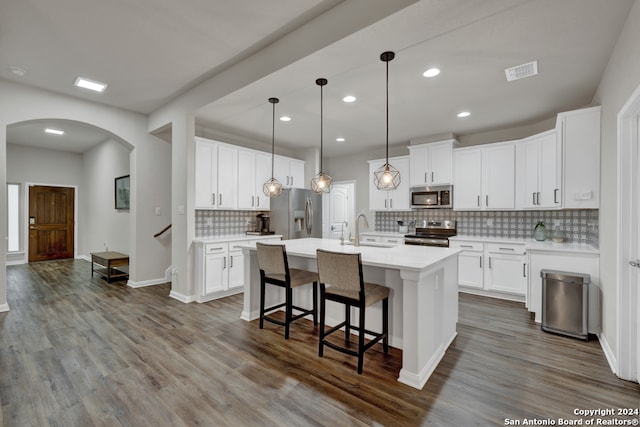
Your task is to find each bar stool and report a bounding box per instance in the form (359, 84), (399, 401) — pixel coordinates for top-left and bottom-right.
(316, 249), (390, 374)
(256, 242), (318, 339)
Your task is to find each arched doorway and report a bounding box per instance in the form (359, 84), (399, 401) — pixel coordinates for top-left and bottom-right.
(6, 119), (133, 266)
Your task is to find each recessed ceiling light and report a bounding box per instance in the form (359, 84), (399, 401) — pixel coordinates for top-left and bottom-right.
(457, 111), (471, 118)
(336, 137), (345, 143)
(74, 76), (108, 93)
(9, 66), (27, 77)
(342, 95), (356, 103)
(279, 116), (291, 122)
(45, 128), (65, 135)
(423, 68), (440, 78)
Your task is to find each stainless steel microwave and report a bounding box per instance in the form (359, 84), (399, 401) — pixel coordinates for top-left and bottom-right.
(410, 185), (453, 209)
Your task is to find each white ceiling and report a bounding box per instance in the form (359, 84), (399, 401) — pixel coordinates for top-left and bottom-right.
(1, 0), (635, 155)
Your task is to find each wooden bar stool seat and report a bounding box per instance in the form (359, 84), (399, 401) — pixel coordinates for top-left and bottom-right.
(316, 249), (390, 374)
(256, 242), (318, 339)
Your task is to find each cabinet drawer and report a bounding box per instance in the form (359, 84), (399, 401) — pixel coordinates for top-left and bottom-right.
(486, 243), (525, 255)
(450, 241), (483, 252)
(205, 244), (227, 254)
(360, 235), (381, 243)
(381, 236), (404, 245)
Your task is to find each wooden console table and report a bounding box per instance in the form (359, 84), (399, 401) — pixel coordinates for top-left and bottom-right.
(91, 251), (129, 282)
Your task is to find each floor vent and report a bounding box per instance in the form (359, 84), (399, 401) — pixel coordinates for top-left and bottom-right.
(505, 60), (538, 82)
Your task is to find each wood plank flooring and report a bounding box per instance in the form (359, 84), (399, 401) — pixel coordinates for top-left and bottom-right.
(1, 259), (638, 426)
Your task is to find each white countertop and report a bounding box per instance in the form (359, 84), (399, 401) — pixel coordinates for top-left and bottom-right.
(194, 234), (282, 244)
(238, 237), (460, 272)
(451, 235), (599, 254)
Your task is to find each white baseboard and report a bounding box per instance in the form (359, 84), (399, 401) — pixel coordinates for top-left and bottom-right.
(76, 255), (91, 262)
(169, 290), (196, 303)
(127, 278), (168, 288)
(6, 260), (26, 266)
(0, 303), (10, 313)
(597, 332), (617, 375)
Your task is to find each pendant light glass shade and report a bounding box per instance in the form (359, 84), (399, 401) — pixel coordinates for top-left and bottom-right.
(263, 97), (283, 197)
(374, 51), (401, 190)
(311, 78), (333, 193)
(374, 163), (401, 190)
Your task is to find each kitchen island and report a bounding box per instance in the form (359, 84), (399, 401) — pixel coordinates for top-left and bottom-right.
(239, 238), (460, 390)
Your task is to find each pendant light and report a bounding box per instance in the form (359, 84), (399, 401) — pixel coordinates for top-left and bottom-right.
(373, 51), (401, 190)
(311, 78), (333, 193)
(263, 97), (283, 197)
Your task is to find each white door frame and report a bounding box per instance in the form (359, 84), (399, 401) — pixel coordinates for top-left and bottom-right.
(617, 81), (640, 382)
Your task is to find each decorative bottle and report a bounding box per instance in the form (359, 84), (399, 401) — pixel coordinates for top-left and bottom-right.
(551, 223), (565, 243)
(533, 221), (547, 241)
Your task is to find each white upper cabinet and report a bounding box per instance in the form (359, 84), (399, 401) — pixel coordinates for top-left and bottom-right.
(557, 106), (600, 209)
(517, 130), (561, 209)
(408, 139), (456, 187)
(453, 148), (482, 209)
(482, 143), (516, 210)
(274, 156), (306, 189)
(368, 156), (410, 211)
(196, 137), (304, 211)
(195, 138), (237, 209)
(237, 149), (271, 210)
(453, 141), (516, 210)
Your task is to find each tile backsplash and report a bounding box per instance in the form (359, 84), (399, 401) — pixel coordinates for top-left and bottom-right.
(375, 209), (599, 247)
(196, 210), (268, 237)
(197, 208), (599, 247)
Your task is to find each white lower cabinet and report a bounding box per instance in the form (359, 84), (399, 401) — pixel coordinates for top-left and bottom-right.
(227, 245), (245, 290)
(454, 242), (484, 289)
(450, 239), (526, 300)
(196, 237), (280, 302)
(484, 244), (527, 295)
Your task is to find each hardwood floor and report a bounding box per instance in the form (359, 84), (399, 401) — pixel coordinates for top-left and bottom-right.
(1, 259), (638, 426)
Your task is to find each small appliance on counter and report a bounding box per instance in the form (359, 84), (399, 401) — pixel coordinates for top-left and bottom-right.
(246, 213), (275, 235)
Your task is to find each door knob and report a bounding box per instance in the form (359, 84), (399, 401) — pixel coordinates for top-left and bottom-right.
(629, 260), (640, 268)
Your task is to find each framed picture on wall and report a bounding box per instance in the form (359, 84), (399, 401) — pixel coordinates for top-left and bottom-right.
(115, 175), (130, 210)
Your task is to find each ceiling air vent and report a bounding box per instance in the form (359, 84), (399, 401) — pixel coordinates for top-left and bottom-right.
(504, 60), (538, 82)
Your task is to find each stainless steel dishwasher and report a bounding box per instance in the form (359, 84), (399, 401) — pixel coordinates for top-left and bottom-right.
(541, 270), (590, 340)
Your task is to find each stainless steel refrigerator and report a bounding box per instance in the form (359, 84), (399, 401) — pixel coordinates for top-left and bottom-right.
(270, 188), (322, 240)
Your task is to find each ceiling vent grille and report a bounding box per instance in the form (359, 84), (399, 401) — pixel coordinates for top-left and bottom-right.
(505, 61), (538, 82)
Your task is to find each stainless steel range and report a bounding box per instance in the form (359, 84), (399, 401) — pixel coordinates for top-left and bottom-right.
(404, 220), (456, 247)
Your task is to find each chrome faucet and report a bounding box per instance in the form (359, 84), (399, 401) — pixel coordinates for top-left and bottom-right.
(354, 213), (369, 247)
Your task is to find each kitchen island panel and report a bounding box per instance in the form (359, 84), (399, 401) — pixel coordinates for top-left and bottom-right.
(239, 238), (459, 389)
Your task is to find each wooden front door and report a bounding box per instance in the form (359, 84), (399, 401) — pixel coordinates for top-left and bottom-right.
(28, 185), (75, 262)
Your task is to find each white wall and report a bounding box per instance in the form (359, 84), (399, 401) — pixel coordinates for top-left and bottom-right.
(82, 139), (131, 256)
(6, 144), (85, 261)
(0, 80), (172, 310)
(591, 0), (640, 364)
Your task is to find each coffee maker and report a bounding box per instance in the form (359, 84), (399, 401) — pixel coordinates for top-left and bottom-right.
(256, 213), (271, 234)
